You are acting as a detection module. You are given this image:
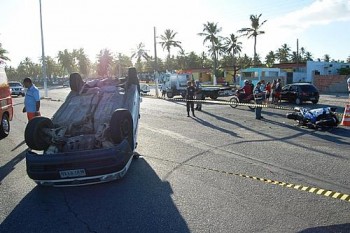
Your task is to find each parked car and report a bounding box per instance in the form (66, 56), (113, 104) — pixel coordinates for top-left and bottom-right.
(0, 65), (13, 139)
(25, 67), (141, 186)
(8, 81), (25, 96)
(280, 83), (319, 105)
(62, 80), (70, 87)
(140, 83), (150, 94)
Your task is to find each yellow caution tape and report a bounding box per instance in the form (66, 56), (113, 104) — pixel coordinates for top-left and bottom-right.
(145, 155), (350, 203)
(142, 93), (350, 118)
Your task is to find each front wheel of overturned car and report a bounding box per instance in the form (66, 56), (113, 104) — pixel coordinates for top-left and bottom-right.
(110, 109), (134, 149)
(25, 117), (53, 150)
(0, 113), (10, 139)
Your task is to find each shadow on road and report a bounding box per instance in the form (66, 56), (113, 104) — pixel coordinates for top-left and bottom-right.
(0, 157), (190, 233)
(298, 223), (350, 233)
(0, 150), (26, 183)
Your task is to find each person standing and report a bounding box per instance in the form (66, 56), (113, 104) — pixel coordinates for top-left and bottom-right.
(274, 78), (282, 104)
(253, 82), (264, 120)
(347, 76), (350, 98)
(161, 82), (166, 98)
(186, 81), (196, 117)
(265, 81), (271, 104)
(195, 81), (203, 111)
(23, 77), (41, 121)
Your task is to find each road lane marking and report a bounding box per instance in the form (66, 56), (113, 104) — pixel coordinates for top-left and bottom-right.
(144, 155), (350, 203)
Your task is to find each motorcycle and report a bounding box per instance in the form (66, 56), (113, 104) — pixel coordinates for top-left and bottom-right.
(286, 106), (340, 129)
(229, 90), (256, 110)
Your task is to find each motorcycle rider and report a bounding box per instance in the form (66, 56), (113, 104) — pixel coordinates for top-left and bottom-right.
(238, 80), (253, 101)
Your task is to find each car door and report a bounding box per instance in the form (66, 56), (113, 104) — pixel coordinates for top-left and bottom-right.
(280, 84), (290, 100)
(288, 85), (299, 102)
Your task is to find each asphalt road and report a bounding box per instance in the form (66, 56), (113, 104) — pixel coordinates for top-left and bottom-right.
(1, 87), (350, 233)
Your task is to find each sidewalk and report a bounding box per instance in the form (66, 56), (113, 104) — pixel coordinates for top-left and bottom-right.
(320, 93), (349, 104)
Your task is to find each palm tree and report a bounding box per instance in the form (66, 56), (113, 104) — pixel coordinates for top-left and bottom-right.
(323, 54), (330, 62)
(159, 29), (182, 58)
(57, 49), (75, 74)
(304, 52), (313, 61)
(0, 43), (10, 61)
(131, 42), (149, 63)
(224, 33), (242, 83)
(276, 44), (291, 63)
(198, 22), (222, 77)
(96, 49), (113, 77)
(238, 14), (267, 65)
(265, 51), (276, 67)
(75, 48), (90, 77)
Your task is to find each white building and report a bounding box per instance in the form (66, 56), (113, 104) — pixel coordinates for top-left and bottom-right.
(306, 61), (350, 83)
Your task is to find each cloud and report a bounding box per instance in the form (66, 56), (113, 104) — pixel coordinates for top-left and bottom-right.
(276, 0), (350, 30)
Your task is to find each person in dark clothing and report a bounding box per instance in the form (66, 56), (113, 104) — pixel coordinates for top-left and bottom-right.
(186, 81), (196, 117)
(253, 82), (265, 120)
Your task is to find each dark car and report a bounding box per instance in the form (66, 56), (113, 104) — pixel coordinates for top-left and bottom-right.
(280, 83), (319, 105)
(8, 81), (25, 96)
(24, 67), (141, 186)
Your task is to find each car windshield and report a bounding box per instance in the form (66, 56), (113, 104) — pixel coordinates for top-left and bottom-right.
(300, 85), (317, 92)
(9, 82), (21, 87)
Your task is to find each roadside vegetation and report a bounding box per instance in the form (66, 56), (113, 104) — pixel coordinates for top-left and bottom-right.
(1, 14), (350, 83)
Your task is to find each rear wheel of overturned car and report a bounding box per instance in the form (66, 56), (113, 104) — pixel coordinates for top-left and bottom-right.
(25, 117), (53, 151)
(312, 99), (319, 104)
(0, 113), (10, 139)
(110, 109), (134, 149)
(69, 72), (84, 92)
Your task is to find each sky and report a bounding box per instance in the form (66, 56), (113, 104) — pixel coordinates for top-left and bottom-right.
(0, 0), (349, 67)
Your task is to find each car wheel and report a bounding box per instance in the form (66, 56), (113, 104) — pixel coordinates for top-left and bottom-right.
(25, 117), (53, 150)
(229, 97), (238, 108)
(167, 92), (173, 98)
(286, 112), (298, 120)
(0, 113), (10, 139)
(295, 97), (302, 105)
(69, 73), (84, 92)
(312, 99), (319, 104)
(110, 109), (134, 149)
(210, 94), (218, 100)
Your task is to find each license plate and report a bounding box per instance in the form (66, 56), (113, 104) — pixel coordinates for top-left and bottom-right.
(59, 169), (86, 178)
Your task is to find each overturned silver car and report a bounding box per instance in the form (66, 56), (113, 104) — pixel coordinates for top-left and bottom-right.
(25, 67), (141, 186)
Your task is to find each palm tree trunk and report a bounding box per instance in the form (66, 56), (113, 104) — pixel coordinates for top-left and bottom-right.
(254, 36), (257, 65)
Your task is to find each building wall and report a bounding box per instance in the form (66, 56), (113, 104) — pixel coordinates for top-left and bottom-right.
(307, 61), (350, 83)
(313, 74), (349, 93)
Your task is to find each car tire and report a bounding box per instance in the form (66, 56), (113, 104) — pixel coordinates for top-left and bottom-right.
(286, 112), (298, 120)
(312, 100), (319, 104)
(69, 73), (84, 92)
(295, 97), (302, 105)
(210, 94), (218, 100)
(25, 117), (53, 150)
(229, 97), (238, 108)
(110, 109), (134, 149)
(167, 92), (173, 98)
(0, 113), (10, 139)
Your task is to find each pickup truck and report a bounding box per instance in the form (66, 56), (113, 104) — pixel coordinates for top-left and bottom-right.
(163, 73), (234, 99)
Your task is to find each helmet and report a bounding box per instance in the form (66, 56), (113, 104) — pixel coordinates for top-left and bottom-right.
(244, 80), (249, 84)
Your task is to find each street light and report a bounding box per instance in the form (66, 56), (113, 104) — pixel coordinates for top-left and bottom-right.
(39, 0), (48, 97)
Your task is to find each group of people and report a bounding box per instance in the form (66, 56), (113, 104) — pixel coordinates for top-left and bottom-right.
(238, 78), (282, 105)
(185, 80), (205, 117)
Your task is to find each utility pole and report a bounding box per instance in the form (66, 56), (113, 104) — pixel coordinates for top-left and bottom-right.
(39, 0), (48, 97)
(296, 38), (299, 72)
(154, 26), (159, 97)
